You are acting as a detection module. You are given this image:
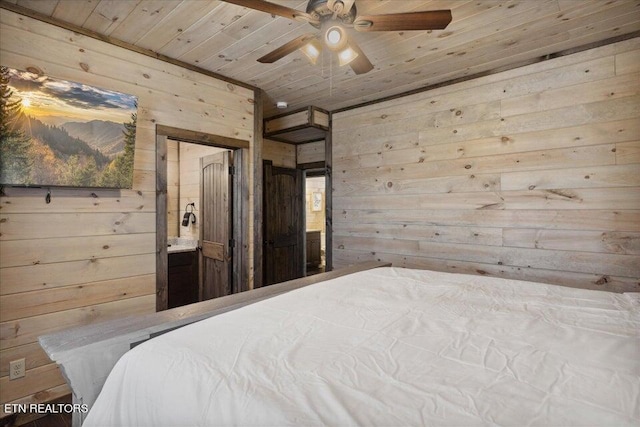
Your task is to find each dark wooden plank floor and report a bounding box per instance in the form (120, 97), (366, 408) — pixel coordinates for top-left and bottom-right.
(307, 265), (326, 276)
(19, 412), (71, 427)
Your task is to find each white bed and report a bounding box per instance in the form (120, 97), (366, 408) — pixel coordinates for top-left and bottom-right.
(84, 267), (640, 426)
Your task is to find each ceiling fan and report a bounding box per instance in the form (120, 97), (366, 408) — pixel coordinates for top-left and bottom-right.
(221, 0), (452, 75)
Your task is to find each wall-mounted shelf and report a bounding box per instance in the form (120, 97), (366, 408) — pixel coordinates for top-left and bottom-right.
(264, 106), (330, 145)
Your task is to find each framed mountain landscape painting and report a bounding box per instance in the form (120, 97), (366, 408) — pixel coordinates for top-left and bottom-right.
(0, 66), (137, 189)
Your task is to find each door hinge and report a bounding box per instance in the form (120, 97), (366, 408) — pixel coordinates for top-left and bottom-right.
(229, 166), (235, 175)
(229, 239), (235, 248)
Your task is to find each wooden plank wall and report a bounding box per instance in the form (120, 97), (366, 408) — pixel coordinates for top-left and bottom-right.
(263, 139), (325, 168)
(0, 10), (254, 416)
(297, 141), (325, 165)
(332, 38), (640, 293)
(263, 139), (296, 168)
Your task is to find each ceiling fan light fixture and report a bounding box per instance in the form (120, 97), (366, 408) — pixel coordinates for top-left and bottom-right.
(338, 45), (359, 66)
(325, 25), (348, 51)
(299, 39), (322, 65)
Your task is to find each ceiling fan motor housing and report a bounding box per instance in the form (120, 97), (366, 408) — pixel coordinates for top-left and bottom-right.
(306, 0), (357, 24)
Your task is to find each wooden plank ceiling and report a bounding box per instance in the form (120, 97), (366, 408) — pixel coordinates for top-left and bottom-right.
(6, 0), (640, 116)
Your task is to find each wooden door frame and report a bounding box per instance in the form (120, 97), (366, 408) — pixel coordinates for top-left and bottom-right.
(324, 126), (332, 272)
(156, 125), (250, 311)
(298, 166), (326, 277)
(295, 135), (332, 272)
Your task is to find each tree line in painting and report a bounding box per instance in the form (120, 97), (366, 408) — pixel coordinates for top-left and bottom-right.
(0, 66), (136, 188)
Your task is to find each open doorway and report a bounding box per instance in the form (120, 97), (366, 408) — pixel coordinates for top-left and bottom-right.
(156, 125), (249, 312)
(304, 171), (326, 276)
(166, 142), (234, 308)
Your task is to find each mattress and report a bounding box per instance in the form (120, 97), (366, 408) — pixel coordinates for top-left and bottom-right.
(84, 267), (640, 426)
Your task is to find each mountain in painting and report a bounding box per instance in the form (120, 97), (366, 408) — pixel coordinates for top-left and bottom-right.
(15, 114), (110, 166)
(62, 120), (125, 157)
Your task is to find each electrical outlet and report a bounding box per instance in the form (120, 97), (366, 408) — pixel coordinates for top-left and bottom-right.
(9, 359), (25, 380)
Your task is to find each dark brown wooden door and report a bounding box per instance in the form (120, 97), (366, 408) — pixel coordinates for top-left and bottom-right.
(263, 161), (304, 286)
(200, 151), (232, 300)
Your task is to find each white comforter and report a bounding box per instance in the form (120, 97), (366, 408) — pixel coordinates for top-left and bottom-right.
(84, 267), (640, 426)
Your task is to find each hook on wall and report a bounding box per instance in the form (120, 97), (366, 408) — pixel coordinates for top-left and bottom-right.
(45, 189), (51, 204)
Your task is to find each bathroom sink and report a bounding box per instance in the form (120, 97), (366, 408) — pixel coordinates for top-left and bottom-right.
(167, 238), (198, 253)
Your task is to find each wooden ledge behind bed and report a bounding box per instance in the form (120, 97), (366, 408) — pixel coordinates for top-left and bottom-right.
(38, 261), (390, 426)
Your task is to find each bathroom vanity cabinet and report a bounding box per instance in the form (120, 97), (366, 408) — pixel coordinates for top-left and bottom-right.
(168, 250), (199, 308)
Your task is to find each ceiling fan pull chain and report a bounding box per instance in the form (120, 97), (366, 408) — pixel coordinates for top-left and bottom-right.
(330, 54), (333, 97)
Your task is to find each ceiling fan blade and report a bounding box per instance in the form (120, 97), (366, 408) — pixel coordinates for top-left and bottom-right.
(220, 0), (320, 25)
(348, 38), (373, 75)
(257, 33), (318, 63)
(353, 10), (452, 32)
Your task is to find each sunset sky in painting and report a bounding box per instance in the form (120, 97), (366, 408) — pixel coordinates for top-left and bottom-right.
(7, 67), (137, 126)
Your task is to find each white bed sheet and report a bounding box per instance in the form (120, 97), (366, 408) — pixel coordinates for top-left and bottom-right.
(84, 267), (640, 426)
